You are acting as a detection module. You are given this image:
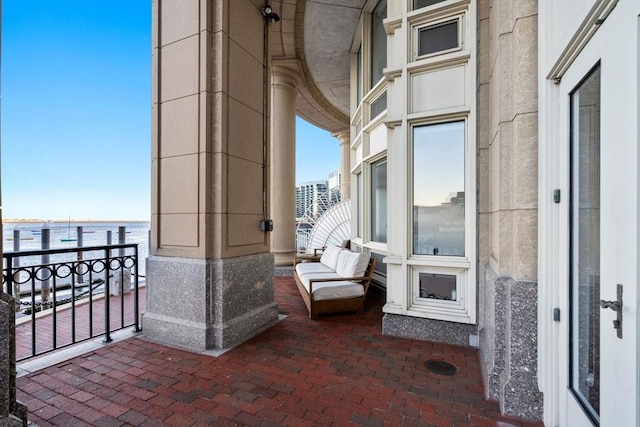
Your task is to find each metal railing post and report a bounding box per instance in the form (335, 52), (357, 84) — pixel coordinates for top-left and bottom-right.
(41, 227), (51, 304)
(77, 226), (84, 284)
(12, 230), (20, 300)
(133, 245), (141, 332)
(103, 248), (112, 343)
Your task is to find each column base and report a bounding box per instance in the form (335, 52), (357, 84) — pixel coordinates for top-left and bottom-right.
(479, 263), (543, 421)
(273, 251), (295, 267)
(143, 253), (279, 351)
(382, 313), (478, 347)
(1, 293), (28, 427)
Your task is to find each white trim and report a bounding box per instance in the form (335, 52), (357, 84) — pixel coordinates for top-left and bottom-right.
(545, 0), (618, 82)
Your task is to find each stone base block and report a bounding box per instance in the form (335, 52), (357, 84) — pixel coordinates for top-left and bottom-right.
(478, 263), (543, 421)
(143, 253), (278, 351)
(382, 314), (478, 347)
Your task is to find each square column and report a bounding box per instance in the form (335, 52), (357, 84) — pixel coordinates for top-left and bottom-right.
(143, 0), (278, 350)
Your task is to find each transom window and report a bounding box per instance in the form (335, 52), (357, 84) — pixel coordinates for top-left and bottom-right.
(416, 18), (461, 59)
(413, 0), (446, 10)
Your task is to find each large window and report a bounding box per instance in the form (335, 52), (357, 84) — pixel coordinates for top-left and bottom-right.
(371, 158), (387, 243)
(412, 121), (465, 256)
(370, 0), (387, 88)
(356, 45), (362, 104)
(356, 172), (363, 238)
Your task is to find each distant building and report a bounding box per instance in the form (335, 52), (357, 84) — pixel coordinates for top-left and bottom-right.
(295, 180), (327, 219)
(327, 170), (342, 205)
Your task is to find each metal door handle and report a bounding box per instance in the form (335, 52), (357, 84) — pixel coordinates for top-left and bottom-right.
(600, 284), (623, 339)
(599, 300), (620, 311)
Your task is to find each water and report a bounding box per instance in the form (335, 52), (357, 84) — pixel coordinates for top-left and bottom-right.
(3, 221), (151, 276)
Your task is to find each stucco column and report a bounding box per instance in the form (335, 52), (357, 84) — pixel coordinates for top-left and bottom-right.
(144, 0), (278, 351)
(333, 130), (351, 199)
(270, 60), (301, 266)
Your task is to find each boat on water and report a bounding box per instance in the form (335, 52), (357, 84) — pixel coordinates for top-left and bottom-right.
(60, 216), (77, 242)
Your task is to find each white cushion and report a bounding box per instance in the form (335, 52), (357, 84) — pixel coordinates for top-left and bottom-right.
(298, 272), (364, 301)
(295, 262), (334, 277)
(335, 251), (370, 278)
(319, 245), (344, 270)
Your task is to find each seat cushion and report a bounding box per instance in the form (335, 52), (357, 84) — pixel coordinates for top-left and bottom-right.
(335, 251), (370, 278)
(319, 245), (344, 270)
(298, 271), (364, 301)
(295, 262), (334, 277)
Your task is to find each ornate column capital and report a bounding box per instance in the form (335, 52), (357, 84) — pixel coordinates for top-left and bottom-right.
(271, 59), (302, 91)
(332, 129), (351, 146)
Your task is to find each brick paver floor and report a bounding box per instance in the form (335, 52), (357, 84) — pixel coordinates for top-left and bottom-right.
(16, 277), (544, 426)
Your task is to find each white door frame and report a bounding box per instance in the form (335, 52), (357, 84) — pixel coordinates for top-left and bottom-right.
(538, 1), (639, 425)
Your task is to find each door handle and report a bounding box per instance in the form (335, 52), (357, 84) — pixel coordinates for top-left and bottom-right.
(600, 284), (623, 339)
(599, 300), (620, 311)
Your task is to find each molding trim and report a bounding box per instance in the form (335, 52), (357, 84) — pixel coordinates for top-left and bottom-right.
(546, 0), (618, 82)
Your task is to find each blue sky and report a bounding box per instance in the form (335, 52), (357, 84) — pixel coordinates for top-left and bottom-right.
(1, 1), (339, 221)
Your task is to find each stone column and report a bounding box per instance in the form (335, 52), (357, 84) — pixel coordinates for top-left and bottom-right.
(0, 293), (28, 426)
(477, 0), (542, 420)
(333, 130), (351, 199)
(270, 60), (301, 266)
(143, 0), (279, 351)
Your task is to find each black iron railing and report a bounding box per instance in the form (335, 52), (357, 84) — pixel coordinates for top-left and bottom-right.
(2, 244), (141, 361)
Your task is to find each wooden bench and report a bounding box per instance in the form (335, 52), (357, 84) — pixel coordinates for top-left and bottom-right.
(293, 247), (376, 319)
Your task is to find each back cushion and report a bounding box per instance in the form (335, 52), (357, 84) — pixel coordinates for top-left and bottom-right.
(336, 251), (370, 278)
(320, 245), (343, 270)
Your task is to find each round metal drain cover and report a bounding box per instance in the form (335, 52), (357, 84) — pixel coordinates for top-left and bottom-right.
(424, 360), (457, 376)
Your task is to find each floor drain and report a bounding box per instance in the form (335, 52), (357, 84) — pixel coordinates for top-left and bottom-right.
(424, 360), (457, 376)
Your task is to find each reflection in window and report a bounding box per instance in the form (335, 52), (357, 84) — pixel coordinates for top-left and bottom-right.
(413, 121), (465, 256)
(356, 45), (362, 103)
(356, 173), (363, 238)
(371, 0), (387, 89)
(418, 20), (459, 57)
(371, 159), (387, 243)
(419, 273), (457, 301)
(371, 91), (387, 119)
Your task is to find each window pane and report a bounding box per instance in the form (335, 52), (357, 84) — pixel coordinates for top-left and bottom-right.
(371, 159), (387, 243)
(570, 65), (600, 418)
(357, 45), (362, 103)
(418, 20), (458, 57)
(371, 91), (387, 118)
(356, 173), (363, 238)
(371, 0), (387, 88)
(413, 0), (445, 10)
(419, 273), (456, 301)
(413, 121), (465, 256)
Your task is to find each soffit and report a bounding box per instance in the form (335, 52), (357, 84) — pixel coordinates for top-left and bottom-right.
(269, 0), (366, 133)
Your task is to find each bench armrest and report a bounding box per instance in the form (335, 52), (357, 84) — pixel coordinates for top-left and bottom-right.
(293, 255), (322, 265)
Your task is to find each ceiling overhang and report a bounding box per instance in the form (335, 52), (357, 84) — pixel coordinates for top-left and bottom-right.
(269, 0), (366, 134)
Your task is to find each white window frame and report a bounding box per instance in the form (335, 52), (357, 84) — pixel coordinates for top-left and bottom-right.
(413, 14), (464, 61)
(406, 116), (475, 323)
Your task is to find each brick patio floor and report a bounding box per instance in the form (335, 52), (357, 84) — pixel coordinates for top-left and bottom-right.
(16, 277), (544, 426)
